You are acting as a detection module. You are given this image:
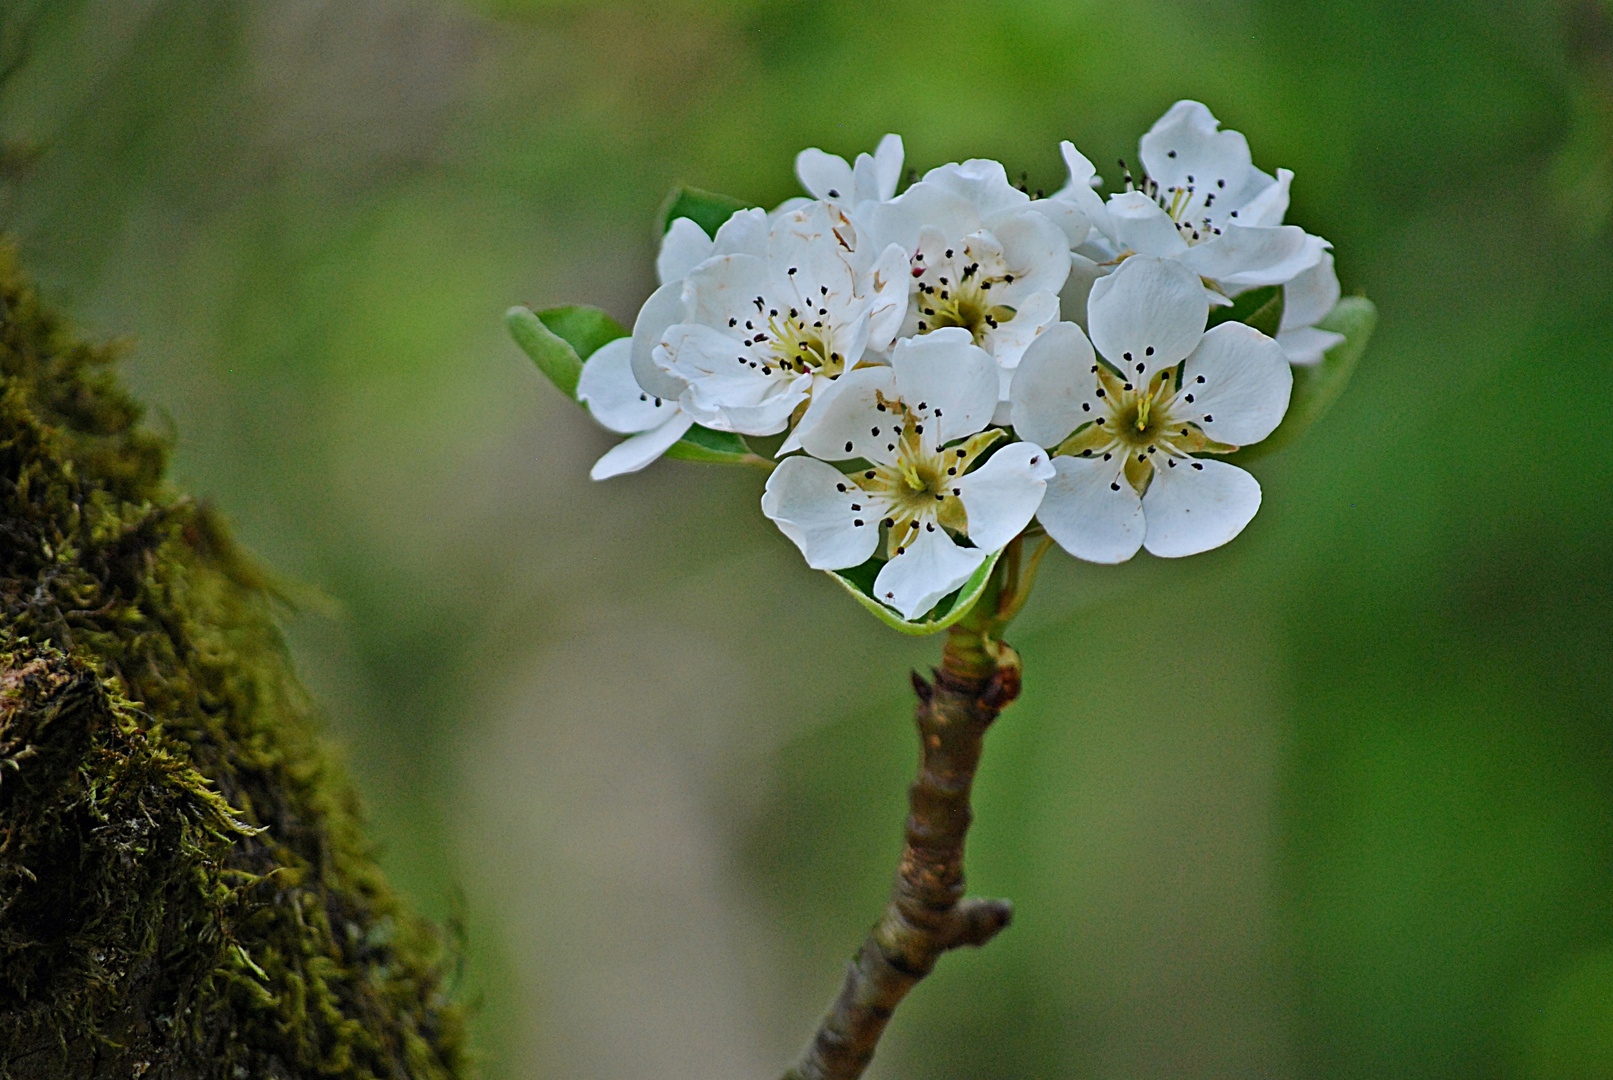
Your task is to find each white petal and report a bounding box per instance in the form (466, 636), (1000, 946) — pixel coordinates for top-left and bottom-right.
(871, 527), (987, 620)
(782, 371), (848, 454)
(1087, 255), (1208, 375)
(1028, 193), (1092, 248)
(872, 133), (904, 200)
(797, 365), (901, 463)
(922, 159), (1029, 223)
(577, 338), (671, 433)
(712, 207), (769, 259)
(1277, 326), (1345, 366)
(1141, 457), (1261, 558)
(1138, 100), (1254, 207)
(1237, 167), (1292, 227)
(1280, 250), (1340, 331)
(1052, 140), (1114, 240)
(1037, 455), (1144, 564)
(657, 217), (714, 285)
(768, 209), (860, 308)
(1009, 321), (1097, 447)
(717, 385), (810, 436)
(890, 328), (1000, 444)
(1059, 252), (1108, 329)
(590, 412), (694, 480)
(866, 242), (912, 351)
(955, 442), (1055, 552)
(631, 280), (691, 400)
(1179, 322), (1292, 446)
(981, 289), (1059, 371)
(1106, 191), (1190, 256)
(796, 148), (856, 202)
(875, 183), (980, 252)
(1179, 224), (1323, 288)
(686, 253), (770, 332)
(761, 456), (882, 570)
(991, 210), (1073, 296)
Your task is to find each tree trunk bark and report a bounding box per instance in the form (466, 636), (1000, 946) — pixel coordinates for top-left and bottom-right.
(0, 244), (471, 1079)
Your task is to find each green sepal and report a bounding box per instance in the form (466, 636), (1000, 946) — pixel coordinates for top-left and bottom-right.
(664, 425), (754, 463)
(1207, 284), (1285, 338)
(507, 303), (627, 400)
(507, 306), (584, 400)
(825, 548), (1004, 636)
(1229, 296), (1378, 463)
(535, 304), (627, 362)
(659, 185), (750, 238)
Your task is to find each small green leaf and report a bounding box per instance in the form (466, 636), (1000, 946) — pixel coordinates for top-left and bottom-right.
(659, 185), (750, 237)
(1207, 284), (1285, 338)
(1230, 296), (1378, 463)
(507, 306), (585, 400)
(665, 425), (755, 464)
(825, 549), (1004, 636)
(536, 305), (627, 362)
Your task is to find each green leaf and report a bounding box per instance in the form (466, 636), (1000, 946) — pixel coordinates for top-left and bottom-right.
(506, 306), (585, 400)
(1207, 284), (1285, 338)
(825, 548), (1004, 636)
(536, 305), (627, 362)
(1229, 296), (1378, 463)
(659, 185), (750, 238)
(664, 424), (755, 464)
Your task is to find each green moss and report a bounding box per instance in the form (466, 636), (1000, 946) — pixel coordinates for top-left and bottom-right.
(0, 243), (471, 1079)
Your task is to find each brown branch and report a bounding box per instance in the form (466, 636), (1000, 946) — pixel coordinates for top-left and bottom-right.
(782, 610), (1023, 1080)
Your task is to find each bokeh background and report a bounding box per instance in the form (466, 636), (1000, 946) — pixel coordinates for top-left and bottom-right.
(4, 0), (1613, 1076)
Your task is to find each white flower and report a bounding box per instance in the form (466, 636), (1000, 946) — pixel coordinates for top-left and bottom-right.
(648, 202), (909, 438)
(762, 328), (1055, 619)
(1009, 256), (1291, 562)
(1276, 250), (1346, 365)
(576, 337), (693, 480)
(870, 159), (1081, 416)
(1051, 101), (1328, 310)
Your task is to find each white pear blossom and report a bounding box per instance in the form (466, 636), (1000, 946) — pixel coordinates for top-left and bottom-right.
(645, 202), (909, 438)
(870, 159), (1081, 417)
(763, 328), (1054, 619)
(1047, 101), (1328, 313)
(1009, 256), (1291, 562)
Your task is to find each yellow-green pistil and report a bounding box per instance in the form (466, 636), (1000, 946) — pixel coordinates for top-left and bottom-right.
(840, 395), (1002, 558)
(1055, 361), (1235, 495)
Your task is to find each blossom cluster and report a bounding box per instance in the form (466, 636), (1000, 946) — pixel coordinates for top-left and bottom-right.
(576, 101), (1342, 620)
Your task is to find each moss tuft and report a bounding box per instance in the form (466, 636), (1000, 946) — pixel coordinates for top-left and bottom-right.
(0, 243), (471, 1079)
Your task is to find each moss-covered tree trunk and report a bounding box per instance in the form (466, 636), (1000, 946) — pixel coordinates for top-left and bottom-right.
(0, 245), (470, 1078)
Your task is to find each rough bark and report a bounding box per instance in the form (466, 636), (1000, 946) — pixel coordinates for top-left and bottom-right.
(782, 606), (1023, 1080)
(0, 244), (470, 1078)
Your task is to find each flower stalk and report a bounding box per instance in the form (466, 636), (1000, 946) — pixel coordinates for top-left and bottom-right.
(782, 558), (1025, 1080)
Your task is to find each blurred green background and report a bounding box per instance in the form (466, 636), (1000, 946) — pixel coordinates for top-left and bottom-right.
(4, 0), (1613, 1076)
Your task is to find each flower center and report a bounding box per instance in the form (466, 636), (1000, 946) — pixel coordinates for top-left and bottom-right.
(851, 396), (1003, 558)
(1054, 362), (1220, 495)
(1119, 159), (1229, 246)
(735, 293), (848, 378)
(910, 247), (1018, 347)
